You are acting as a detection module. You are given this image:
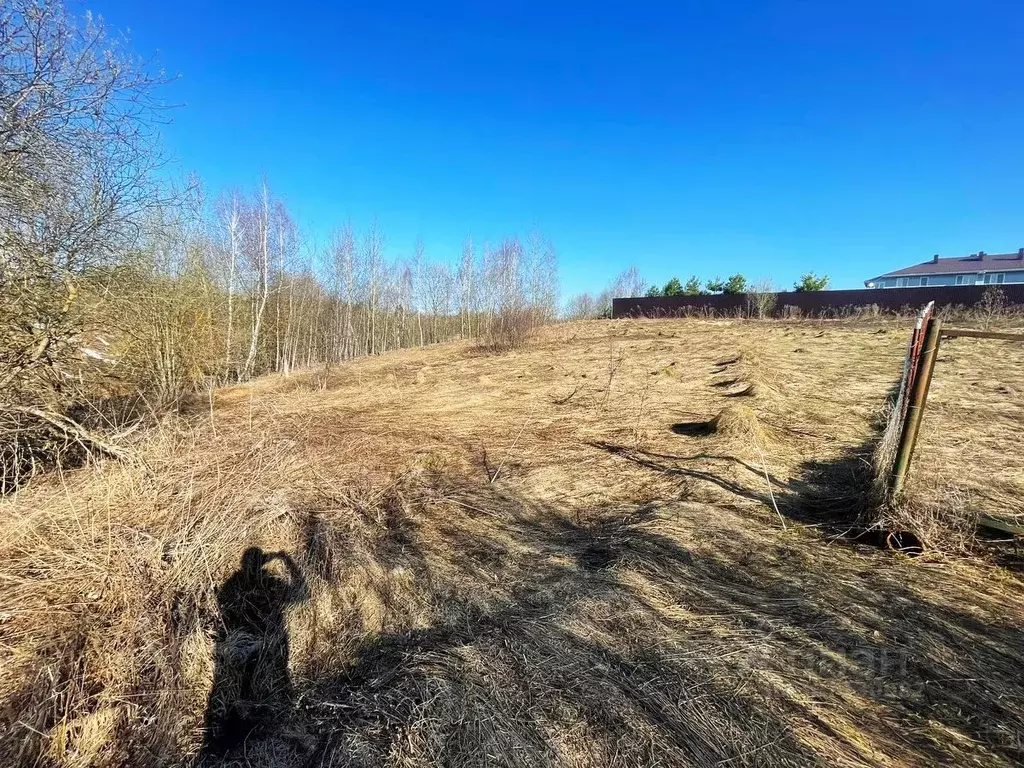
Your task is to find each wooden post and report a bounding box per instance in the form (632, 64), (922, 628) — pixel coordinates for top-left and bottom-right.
(891, 316), (943, 496)
(942, 328), (1024, 342)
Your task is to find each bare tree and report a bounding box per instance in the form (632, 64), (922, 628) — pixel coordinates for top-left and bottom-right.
(214, 192), (245, 369)
(747, 278), (778, 319)
(590, 267), (646, 318)
(413, 237), (426, 346)
(565, 292), (598, 320)
(330, 223), (357, 361)
(362, 222), (384, 356)
(527, 231), (559, 325)
(563, 267), (646, 321)
(0, 2), (169, 269)
(241, 181), (271, 379)
(0, 0), (171, 484)
(273, 200), (298, 373)
(421, 261), (450, 343)
(458, 238), (476, 338)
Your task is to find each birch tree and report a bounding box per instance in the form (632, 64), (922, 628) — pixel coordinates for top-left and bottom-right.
(215, 192), (244, 368)
(458, 238), (476, 338)
(362, 222), (385, 356)
(242, 181), (271, 379)
(413, 237), (426, 346)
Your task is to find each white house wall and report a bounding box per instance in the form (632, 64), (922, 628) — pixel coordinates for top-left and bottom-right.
(875, 270), (1024, 288)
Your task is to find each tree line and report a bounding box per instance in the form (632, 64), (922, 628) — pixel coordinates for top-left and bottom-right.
(644, 271), (829, 297)
(563, 269), (830, 320)
(124, 191), (559, 397)
(0, 1), (557, 488)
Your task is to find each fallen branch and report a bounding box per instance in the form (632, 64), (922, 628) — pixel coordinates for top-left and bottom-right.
(2, 405), (134, 462)
(752, 437), (786, 530)
(552, 383), (584, 405)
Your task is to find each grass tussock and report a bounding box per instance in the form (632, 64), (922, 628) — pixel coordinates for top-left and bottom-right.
(867, 372), (1007, 553)
(714, 348), (783, 403)
(725, 380), (762, 397)
(877, 486), (979, 553)
(710, 404), (769, 444)
(1, 318), (1022, 767)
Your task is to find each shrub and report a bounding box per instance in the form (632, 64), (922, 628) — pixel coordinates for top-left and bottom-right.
(746, 279), (778, 319)
(794, 272), (830, 292)
(482, 308), (535, 352)
(976, 286), (1006, 330)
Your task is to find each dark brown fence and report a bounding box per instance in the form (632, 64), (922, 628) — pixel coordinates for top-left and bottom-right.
(612, 284), (1024, 319)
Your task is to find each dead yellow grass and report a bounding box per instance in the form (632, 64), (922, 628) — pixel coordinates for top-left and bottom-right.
(711, 404), (768, 442)
(1, 318), (1022, 767)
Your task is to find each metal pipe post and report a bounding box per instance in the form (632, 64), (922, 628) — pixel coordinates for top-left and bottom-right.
(891, 317), (943, 496)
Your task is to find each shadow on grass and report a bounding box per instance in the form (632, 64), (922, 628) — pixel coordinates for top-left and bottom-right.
(589, 441), (785, 509)
(591, 436), (932, 558)
(670, 421), (715, 437)
(190, 474), (1024, 767)
(599, 376), (890, 520)
(299, 497), (823, 768)
(199, 548), (308, 761)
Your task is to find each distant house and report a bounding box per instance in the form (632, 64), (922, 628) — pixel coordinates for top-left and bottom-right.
(865, 250), (1024, 288)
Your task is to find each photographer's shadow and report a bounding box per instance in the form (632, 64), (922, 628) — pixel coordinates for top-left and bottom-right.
(202, 547), (308, 757)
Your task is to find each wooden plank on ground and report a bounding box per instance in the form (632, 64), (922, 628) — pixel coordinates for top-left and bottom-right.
(979, 515), (1024, 536)
(942, 329), (1024, 342)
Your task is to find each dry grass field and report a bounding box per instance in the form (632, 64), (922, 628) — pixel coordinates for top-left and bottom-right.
(2, 318), (1023, 767)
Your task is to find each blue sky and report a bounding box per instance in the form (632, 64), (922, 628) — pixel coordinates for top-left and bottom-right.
(91, 0), (1024, 295)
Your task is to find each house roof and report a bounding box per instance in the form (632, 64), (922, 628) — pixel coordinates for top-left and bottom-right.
(871, 250), (1024, 280)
